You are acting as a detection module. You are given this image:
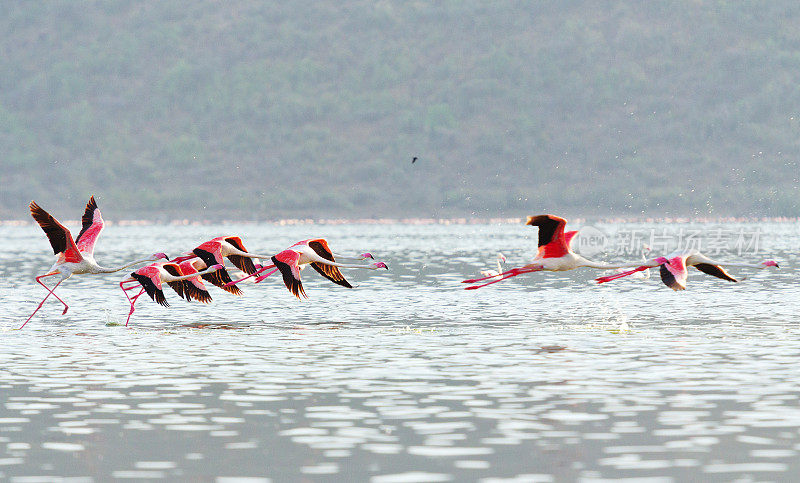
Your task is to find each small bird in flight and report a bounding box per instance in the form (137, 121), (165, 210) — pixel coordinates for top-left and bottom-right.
(412, 157), (418, 164)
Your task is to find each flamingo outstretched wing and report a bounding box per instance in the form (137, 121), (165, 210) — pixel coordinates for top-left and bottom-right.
(192, 247), (240, 295)
(75, 196), (104, 255)
(162, 263), (188, 300)
(131, 272), (169, 307)
(308, 239), (353, 288)
(178, 261), (213, 303)
(526, 215), (570, 258)
(225, 236), (257, 275)
(693, 263), (738, 282)
(29, 201), (82, 263)
(564, 230), (579, 249)
(272, 251), (307, 298)
(200, 267), (241, 296)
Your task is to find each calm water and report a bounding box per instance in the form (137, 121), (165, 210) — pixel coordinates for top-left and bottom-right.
(0, 222), (798, 482)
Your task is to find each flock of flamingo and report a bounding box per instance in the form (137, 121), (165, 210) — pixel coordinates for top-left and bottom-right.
(21, 196), (781, 329)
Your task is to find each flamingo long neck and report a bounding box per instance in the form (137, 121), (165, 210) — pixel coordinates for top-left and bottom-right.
(162, 265), (221, 282)
(94, 256), (159, 274)
(332, 253), (371, 261)
(701, 260), (767, 269)
(308, 252), (379, 269)
(229, 247), (274, 260)
(227, 263), (277, 286)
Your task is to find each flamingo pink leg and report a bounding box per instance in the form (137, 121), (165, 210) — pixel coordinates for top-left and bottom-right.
(224, 264), (276, 287)
(595, 266), (651, 284)
(126, 289), (145, 327)
(254, 268), (280, 283)
(463, 266), (543, 290)
(34, 273), (69, 314)
(120, 280), (145, 327)
(20, 275), (65, 329)
(462, 266), (540, 284)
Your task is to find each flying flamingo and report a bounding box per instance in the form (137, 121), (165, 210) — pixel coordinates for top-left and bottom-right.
(172, 236), (274, 295)
(595, 248), (779, 290)
(119, 262), (224, 326)
(22, 196), (168, 329)
(228, 239), (386, 298)
(480, 253), (507, 279)
(462, 215), (648, 290)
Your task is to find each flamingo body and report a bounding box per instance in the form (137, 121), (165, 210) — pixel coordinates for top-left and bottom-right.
(661, 253), (689, 291)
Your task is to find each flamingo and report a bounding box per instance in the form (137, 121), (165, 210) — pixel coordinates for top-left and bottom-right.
(595, 248), (779, 290)
(119, 262), (224, 326)
(22, 196), (168, 329)
(172, 236), (274, 296)
(228, 239), (386, 298)
(462, 215), (649, 290)
(480, 253), (507, 279)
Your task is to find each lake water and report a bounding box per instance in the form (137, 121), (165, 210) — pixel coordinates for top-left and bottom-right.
(0, 221), (798, 482)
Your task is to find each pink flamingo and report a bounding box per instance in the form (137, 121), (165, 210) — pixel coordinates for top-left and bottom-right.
(595, 248), (779, 290)
(119, 262), (224, 326)
(462, 215), (648, 290)
(172, 236), (274, 296)
(229, 239), (386, 298)
(22, 197), (168, 329)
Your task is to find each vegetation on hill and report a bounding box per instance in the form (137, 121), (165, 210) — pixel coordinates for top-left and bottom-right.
(1, 1), (798, 219)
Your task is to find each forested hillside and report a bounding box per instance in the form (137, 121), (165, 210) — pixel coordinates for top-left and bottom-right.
(1, 1), (798, 219)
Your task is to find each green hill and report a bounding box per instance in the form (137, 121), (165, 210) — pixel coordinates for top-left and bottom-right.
(1, 1), (798, 220)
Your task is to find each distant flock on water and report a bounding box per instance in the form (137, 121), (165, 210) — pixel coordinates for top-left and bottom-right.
(20, 196), (781, 329)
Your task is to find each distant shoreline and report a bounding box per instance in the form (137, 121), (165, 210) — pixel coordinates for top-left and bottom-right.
(1, 216), (797, 227)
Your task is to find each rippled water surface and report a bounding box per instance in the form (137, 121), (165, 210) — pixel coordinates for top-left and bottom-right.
(1, 222), (799, 482)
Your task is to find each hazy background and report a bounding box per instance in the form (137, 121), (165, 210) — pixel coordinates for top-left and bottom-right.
(1, 1), (798, 220)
